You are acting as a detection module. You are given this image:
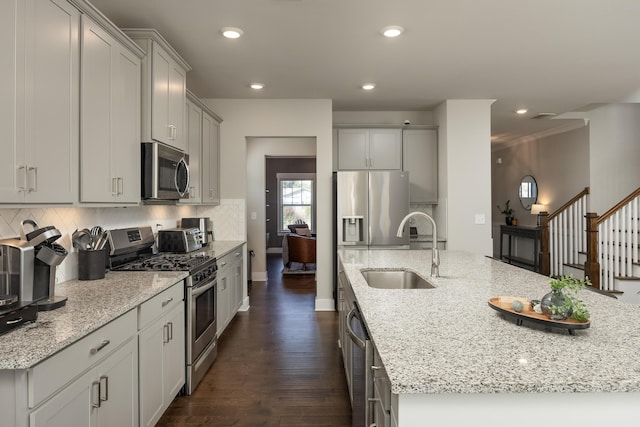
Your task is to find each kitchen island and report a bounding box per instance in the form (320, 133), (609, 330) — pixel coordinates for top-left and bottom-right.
(339, 248), (640, 427)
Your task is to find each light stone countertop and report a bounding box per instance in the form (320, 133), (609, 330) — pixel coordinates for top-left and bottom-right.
(338, 248), (640, 395)
(0, 240), (245, 370)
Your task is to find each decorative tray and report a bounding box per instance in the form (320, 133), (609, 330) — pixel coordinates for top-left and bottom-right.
(488, 296), (590, 335)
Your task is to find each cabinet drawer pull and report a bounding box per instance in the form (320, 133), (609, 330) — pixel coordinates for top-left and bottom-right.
(99, 375), (109, 402)
(91, 381), (101, 408)
(6, 317), (23, 325)
(162, 297), (174, 307)
(90, 340), (110, 355)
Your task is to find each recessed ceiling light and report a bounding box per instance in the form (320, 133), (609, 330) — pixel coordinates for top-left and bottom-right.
(515, 108), (528, 115)
(381, 26), (404, 38)
(362, 83), (375, 90)
(250, 83), (264, 90)
(221, 27), (244, 39)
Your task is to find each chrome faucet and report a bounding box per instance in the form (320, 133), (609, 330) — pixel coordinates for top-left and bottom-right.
(396, 212), (440, 277)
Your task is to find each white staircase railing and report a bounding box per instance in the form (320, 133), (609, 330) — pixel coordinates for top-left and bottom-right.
(597, 193), (640, 291)
(546, 189), (589, 277)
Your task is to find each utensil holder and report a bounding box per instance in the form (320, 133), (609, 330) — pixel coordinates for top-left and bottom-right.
(78, 249), (107, 281)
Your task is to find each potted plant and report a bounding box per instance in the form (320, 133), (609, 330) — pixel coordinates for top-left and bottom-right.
(497, 200), (515, 225)
(540, 275), (591, 322)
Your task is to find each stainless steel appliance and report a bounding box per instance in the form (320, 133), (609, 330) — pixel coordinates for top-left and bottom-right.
(336, 171), (410, 248)
(0, 239), (38, 334)
(157, 228), (203, 253)
(346, 302), (373, 427)
(141, 142), (190, 201)
(181, 217), (213, 246)
(108, 226), (217, 395)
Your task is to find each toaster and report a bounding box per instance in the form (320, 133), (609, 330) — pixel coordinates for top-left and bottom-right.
(157, 228), (203, 253)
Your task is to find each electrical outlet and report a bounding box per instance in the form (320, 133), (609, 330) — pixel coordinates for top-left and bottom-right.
(475, 214), (486, 225)
(251, 212), (257, 220)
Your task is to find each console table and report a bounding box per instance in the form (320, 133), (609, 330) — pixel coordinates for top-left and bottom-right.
(499, 225), (541, 272)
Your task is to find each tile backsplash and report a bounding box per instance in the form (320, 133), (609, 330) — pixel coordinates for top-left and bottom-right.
(0, 199), (245, 283)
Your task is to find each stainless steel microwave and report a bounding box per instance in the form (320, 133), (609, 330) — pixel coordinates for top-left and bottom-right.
(141, 142), (190, 201)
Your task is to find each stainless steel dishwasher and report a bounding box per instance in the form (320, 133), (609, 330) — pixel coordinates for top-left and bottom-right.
(346, 303), (373, 427)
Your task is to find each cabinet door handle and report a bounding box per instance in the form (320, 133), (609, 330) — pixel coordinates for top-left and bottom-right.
(117, 177), (123, 195)
(162, 297), (174, 307)
(91, 381), (101, 408)
(163, 324), (170, 344)
(17, 165), (27, 192)
(99, 375), (109, 402)
(90, 340), (110, 355)
(111, 177), (118, 195)
(168, 321), (173, 341)
(169, 124), (177, 140)
(28, 166), (37, 192)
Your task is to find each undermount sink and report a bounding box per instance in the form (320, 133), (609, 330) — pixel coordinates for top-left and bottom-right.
(360, 269), (435, 290)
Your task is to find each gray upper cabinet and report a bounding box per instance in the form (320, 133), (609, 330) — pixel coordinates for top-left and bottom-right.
(182, 90), (222, 205)
(403, 129), (438, 204)
(0, 0), (79, 204)
(80, 16), (142, 204)
(337, 129), (402, 170)
(124, 29), (191, 152)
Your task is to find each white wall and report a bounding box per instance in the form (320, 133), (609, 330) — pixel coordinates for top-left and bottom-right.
(246, 137), (316, 281)
(333, 110), (434, 126)
(587, 103), (640, 214)
(435, 100), (494, 256)
(203, 99), (334, 311)
(490, 125), (590, 259)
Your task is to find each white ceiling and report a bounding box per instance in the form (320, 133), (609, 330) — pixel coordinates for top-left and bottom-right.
(89, 0), (640, 143)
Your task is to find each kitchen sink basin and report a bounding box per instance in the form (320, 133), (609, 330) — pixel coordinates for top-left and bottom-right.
(360, 269), (435, 289)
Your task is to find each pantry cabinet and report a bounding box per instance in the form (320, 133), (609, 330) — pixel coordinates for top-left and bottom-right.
(138, 283), (185, 427)
(125, 29), (191, 151)
(80, 16), (142, 204)
(0, 0), (78, 204)
(337, 128), (402, 170)
(183, 90), (222, 205)
(402, 129), (438, 204)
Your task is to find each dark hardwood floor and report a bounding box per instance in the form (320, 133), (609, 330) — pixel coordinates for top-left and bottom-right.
(157, 253), (351, 426)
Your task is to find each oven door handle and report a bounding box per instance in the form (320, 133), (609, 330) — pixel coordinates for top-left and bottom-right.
(192, 279), (216, 297)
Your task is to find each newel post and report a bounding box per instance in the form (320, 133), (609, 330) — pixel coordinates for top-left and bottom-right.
(584, 212), (600, 289)
(539, 212), (550, 276)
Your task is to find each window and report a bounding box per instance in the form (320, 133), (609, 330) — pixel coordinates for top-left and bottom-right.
(277, 173), (315, 232)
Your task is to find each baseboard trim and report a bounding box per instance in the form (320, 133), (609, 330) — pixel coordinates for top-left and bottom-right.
(315, 298), (336, 311)
(252, 271), (267, 282)
(266, 247), (283, 254)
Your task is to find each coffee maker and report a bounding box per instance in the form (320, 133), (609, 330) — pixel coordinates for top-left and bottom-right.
(20, 220), (68, 311)
(0, 238), (39, 334)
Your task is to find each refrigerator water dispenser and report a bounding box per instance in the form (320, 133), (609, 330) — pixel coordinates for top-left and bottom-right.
(342, 216), (364, 243)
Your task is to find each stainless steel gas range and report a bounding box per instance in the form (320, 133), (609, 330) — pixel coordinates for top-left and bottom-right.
(108, 226), (217, 395)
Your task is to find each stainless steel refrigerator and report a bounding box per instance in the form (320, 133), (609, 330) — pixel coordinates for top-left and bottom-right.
(336, 170), (410, 248)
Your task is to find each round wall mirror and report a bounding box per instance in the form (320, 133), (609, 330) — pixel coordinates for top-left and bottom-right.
(518, 175), (538, 210)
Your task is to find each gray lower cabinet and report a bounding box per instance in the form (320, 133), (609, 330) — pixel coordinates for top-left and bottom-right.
(29, 338), (138, 427)
(402, 129), (438, 204)
(217, 246), (245, 337)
